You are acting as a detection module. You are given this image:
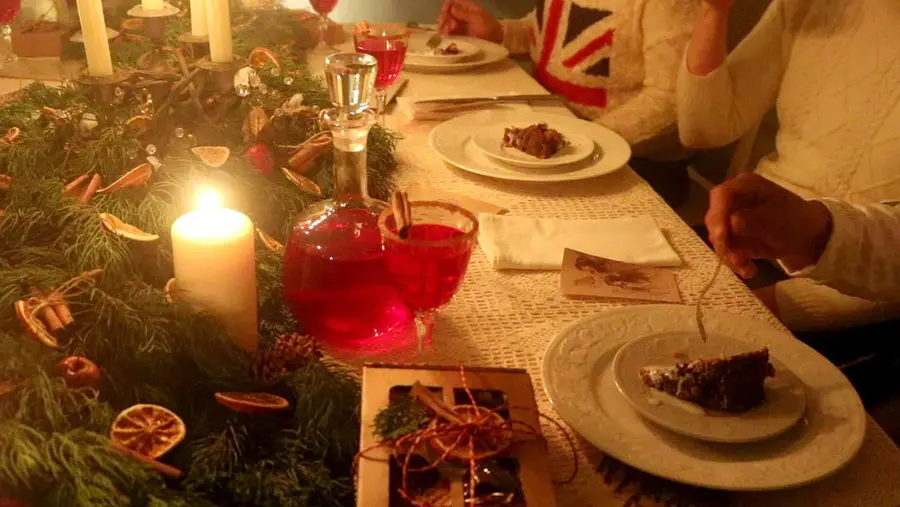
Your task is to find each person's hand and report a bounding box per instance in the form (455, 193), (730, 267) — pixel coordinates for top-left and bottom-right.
(437, 0), (504, 44)
(705, 173), (833, 278)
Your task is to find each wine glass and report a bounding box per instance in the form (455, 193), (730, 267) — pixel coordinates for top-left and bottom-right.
(378, 201), (479, 351)
(353, 24), (409, 124)
(0, 0), (20, 67)
(309, 0), (337, 49)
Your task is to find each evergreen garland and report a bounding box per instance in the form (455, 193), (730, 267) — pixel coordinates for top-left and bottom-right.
(0, 17), (400, 504)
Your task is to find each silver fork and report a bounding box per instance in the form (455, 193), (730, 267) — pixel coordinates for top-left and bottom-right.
(696, 255), (724, 343)
(426, 32), (443, 50)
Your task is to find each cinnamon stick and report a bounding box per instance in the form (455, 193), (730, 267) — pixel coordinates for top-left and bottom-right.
(79, 173), (102, 203)
(29, 288), (64, 333)
(49, 291), (74, 327)
(391, 190), (412, 239)
(410, 382), (465, 424)
(110, 442), (183, 479)
(63, 173), (90, 197)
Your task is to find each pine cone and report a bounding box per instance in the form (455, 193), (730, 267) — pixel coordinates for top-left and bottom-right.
(252, 333), (321, 382)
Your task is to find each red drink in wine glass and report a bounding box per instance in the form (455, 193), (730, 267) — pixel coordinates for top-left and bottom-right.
(383, 223), (473, 311)
(0, 0), (20, 24)
(379, 201), (478, 348)
(308, 0), (337, 15)
(353, 25), (409, 123)
(355, 37), (407, 90)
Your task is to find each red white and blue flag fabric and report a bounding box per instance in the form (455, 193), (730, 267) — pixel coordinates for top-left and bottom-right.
(530, 0), (615, 108)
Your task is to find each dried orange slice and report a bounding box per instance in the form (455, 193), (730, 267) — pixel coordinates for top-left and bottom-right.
(125, 115), (153, 136)
(281, 168), (322, 196)
(110, 404), (185, 458)
(214, 392), (290, 414)
(14, 300), (59, 348)
(99, 213), (159, 242)
(96, 163), (152, 194)
(248, 46), (281, 72)
(0, 127), (21, 144)
(256, 228), (284, 254)
(192, 146), (230, 168)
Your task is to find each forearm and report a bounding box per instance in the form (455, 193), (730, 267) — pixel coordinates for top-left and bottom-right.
(600, 90), (676, 145)
(686, 4), (731, 76)
(677, 0), (787, 148)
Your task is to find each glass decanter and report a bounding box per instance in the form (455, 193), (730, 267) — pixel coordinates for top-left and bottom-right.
(282, 53), (412, 352)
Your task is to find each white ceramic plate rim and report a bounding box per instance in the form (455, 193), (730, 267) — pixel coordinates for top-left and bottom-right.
(472, 122), (595, 168)
(612, 332), (807, 443)
(430, 111), (631, 183)
(541, 304), (866, 491)
(404, 36), (510, 72)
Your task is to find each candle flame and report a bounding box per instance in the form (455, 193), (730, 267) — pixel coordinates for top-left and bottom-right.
(196, 188), (223, 211)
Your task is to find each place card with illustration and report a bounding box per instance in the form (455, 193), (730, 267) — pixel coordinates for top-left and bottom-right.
(561, 249), (682, 303)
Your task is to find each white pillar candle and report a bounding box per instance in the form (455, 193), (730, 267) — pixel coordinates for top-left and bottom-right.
(190, 0), (208, 37)
(206, 0), (233, 63)
(171, 190), (258, 351)
(141, 0), (164, 10)
(74, 0), (113, 77)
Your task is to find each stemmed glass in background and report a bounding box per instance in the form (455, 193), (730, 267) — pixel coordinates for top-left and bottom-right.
(353, 24), (409, 124)
(379, 201), (478, 350)
(0, 0), (20, 68)
(308, 0), (337, 49)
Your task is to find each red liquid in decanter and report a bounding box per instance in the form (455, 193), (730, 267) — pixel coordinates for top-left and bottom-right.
(283, 202), (412, 345)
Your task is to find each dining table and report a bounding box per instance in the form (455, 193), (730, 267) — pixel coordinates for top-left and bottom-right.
(2, 27), (899, 507)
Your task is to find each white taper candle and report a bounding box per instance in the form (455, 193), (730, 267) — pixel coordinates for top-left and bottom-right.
(206, 0), (233, 63)
(190, 0), (208, 37)
(74, 0), (113, 77)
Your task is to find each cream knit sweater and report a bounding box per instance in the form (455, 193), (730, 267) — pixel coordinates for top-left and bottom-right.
(500, 0), (698, 147)
(678, 0), (900, 330)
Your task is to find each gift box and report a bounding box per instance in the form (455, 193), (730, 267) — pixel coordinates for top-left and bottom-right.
(12, 20), (66, 58)
(358, 364), (558, 507)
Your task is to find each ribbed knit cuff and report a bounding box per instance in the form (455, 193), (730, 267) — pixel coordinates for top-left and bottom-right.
(778, 199), (850, 283)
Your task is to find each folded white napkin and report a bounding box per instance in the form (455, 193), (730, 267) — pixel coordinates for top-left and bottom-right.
(477, 214), (682, 270)
(397, 97), (530, 121)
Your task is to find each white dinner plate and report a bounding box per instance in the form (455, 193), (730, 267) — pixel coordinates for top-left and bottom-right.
(406, 37), (481, 64)
(430, 111), (631, 183)
(542, 305), (865, 491)
(472, 122), (594, 168)
(404, 35), (510, 73)
(613, 332), (807, 443)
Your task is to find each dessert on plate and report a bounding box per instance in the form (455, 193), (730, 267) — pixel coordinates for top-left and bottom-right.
(639, 349), (776, 412)
(502, 123), (568, 159)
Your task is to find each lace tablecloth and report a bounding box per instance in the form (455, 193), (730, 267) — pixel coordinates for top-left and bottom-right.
(364, 57), (900, 507)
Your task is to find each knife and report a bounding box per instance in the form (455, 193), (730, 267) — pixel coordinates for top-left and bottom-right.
(412, 94), (564, 106)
